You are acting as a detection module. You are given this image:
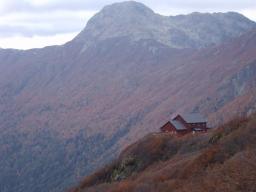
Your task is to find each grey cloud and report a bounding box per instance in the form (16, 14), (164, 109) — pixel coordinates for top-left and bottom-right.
(0, 0), (103, 15)
(143, 0), (256, 10)
(1, 0), (255, 15)
(1, 0), (33, 14)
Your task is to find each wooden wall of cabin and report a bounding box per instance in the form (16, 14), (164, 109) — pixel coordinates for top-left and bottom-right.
(160, 122), (176, 132)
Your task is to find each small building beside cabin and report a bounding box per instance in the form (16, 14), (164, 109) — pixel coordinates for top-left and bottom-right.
(160, 113), (208, 134)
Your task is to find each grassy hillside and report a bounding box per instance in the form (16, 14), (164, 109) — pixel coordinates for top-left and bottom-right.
(71, 113), (256, 192)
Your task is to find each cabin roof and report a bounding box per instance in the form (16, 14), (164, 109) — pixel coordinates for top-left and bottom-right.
(193, 127), (205, 131)
(179, 113), (207, 123)
(170, 120), (187, 130)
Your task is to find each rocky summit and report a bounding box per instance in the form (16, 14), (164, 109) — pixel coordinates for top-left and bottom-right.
(74, 1), (255, 49)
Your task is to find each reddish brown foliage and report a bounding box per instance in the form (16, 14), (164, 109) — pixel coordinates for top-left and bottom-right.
(72, 113), (256, 192)
(1, 27), (256, 191)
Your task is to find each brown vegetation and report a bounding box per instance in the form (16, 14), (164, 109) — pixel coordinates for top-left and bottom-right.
(1, 26), (256, 191)
(71, 113), (256, 192)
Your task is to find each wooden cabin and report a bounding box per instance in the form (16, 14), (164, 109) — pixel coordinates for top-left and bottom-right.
(160, 113), (208, 135)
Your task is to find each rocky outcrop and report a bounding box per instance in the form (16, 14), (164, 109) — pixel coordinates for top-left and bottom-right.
(73, 1), (256, 49)
(194, 60), (256, 123)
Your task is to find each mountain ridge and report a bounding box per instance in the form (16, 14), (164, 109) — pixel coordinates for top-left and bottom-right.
(73, 1), (256, 49)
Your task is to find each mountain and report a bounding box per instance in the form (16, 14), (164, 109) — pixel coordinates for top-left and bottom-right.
(73, 1), (255, 49)
(0, 1), (256, 192)
(71, 113), (256, 192)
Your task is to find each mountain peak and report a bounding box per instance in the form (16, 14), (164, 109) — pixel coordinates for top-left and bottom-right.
(89, 1), (155, 28)
(72, 1), (157, 49)
(100, 1), (154, 15)
(72, 2), (256, 50)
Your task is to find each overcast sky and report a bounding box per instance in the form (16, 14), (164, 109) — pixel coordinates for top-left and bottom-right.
(0, 0), (255, 49)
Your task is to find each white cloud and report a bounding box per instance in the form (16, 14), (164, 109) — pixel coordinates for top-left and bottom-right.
(25, 0), (54, 7)
(0, 10), (96, 37)
(241, 8), (256, 22)
(0, 32), (77, 50)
